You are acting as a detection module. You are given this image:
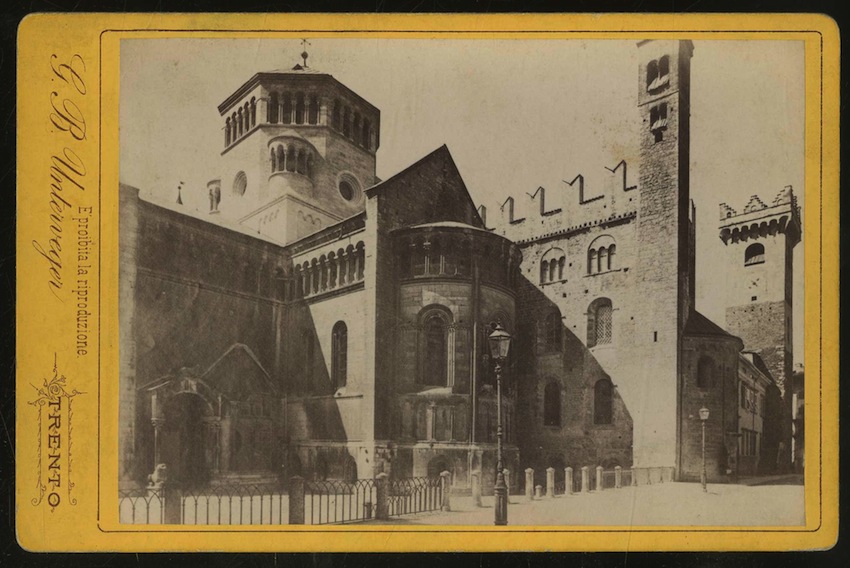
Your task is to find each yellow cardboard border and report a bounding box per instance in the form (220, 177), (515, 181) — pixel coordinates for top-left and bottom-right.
(16, 13), (839, 552)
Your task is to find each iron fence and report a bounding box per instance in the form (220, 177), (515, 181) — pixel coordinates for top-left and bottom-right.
(182, 483), (287, 525)
(119, 488), (164, 524)
(621, 469), (633, 487)
(119, 483), (288, 525)
(601, 470), (617, 490)
(387, 476), (443, 517)
(304, 478), (377, 525)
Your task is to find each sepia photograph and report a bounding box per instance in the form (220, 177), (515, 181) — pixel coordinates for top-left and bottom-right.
(116, 36), (805, 528)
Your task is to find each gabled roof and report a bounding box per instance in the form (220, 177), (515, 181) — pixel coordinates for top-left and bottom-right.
(201, 343), (277, 396)
(684, 310), (739, 341)
(365, 144), (486, 229)
(138, 343), (277, 397)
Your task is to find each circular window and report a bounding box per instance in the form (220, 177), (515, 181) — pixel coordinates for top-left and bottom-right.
(339, 180), (355, 201)
(233, 171), (247, 196)
(337, 174), (361, 202)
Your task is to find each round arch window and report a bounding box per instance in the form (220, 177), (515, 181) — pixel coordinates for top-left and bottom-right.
(233, 171), (247, 196)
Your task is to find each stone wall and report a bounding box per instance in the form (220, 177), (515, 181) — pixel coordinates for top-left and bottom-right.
(679, 335), (740, 482)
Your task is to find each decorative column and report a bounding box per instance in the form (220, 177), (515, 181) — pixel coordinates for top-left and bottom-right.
(426, 402), (436, 441)
(546, 467), (555, 498)
(447, 324), (456, 388)
(581, 466), (589, 493)
(565, 467), (573, 495)
(204, 418), (221, 476)
(596, 465), (603, 492)
(339, 252), (347, 286)
(151, 418), (165, 465)
(524, 468), (534, 500)
(614, 465), (622, 489)
(353, 250), (361, 282)
(220, 414), (232, 473)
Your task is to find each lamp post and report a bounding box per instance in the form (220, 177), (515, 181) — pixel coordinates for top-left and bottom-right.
(488, 322), (512, 526)
(699, 407), (710, 492)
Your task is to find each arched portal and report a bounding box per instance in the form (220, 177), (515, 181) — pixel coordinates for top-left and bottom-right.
(161, 392), (211, 487)
(427, 455), (451, 479)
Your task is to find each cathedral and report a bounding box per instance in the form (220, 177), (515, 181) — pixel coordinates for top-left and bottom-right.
(118, 40), (800, 492)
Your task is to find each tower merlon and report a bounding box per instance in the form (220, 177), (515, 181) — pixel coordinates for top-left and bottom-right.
(526, 186), (562, 217)
(563, 173), (603, 205)
(718, 185), (801, 246)
(500, 195), (525, 225)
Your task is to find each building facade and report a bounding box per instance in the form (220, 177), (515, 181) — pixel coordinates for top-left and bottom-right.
(119, 40), (798, 491)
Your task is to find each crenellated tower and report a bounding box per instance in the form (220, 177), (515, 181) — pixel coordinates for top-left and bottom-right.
(719, 186), (801, 464)
(212, 56), (380, 244)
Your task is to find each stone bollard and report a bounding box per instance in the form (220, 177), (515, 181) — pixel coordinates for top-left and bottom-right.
(565, 467), (574, 495)
(288, 476), (305, 525)
(471, 471), (483, 508)
(614, 466), (622, 489)
(535, 485), (543, 499)
(503, 469), (512, 503)
(546, 467), (555, 498)
(525, 468), (534, 500)
(440, 471), (452, 511)
(596, 466), (603, 492)
(375, 472), (389, 520)
(581, 466), (589, 493)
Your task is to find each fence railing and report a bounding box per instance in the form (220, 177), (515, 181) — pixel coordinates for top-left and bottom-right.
(119, 488), (164, 524)
(121, 472), (450, 526)
(387, 476), (443, 517)
(182, 483), (287, 525)
(119, 482), (288, 525)
(304, 479), (377, 525)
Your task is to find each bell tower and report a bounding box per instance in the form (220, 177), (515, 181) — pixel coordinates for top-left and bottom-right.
(625, 39), (694, 472)
(212, 55), (381, 244)
(719, 186), (801, 464)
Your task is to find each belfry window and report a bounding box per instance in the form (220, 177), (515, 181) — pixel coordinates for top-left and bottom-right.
(594, 379), (613, 425)
(269, 93), (279, 123)
(282, 95), (292, 124)
(308, 96), (319, 124)
(332, 101), (341, 130)
(650, 103), (668, 142)
(543, 382), (561, 427)
(587, 298), (613, 347)
(745, 243), (765, 266)
(295, 93), (305, 124)
(647, 55), (670, 92)
(332, 321), (348, 389)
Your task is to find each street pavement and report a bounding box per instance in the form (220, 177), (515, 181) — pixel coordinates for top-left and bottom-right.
(364, 477), (805, 526)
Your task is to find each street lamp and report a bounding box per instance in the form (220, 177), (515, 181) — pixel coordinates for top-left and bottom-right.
(488, 322), (512, 526)
(699, 407), (710, 492)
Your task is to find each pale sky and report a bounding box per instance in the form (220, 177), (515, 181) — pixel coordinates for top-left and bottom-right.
(120, 38), (805, 363)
